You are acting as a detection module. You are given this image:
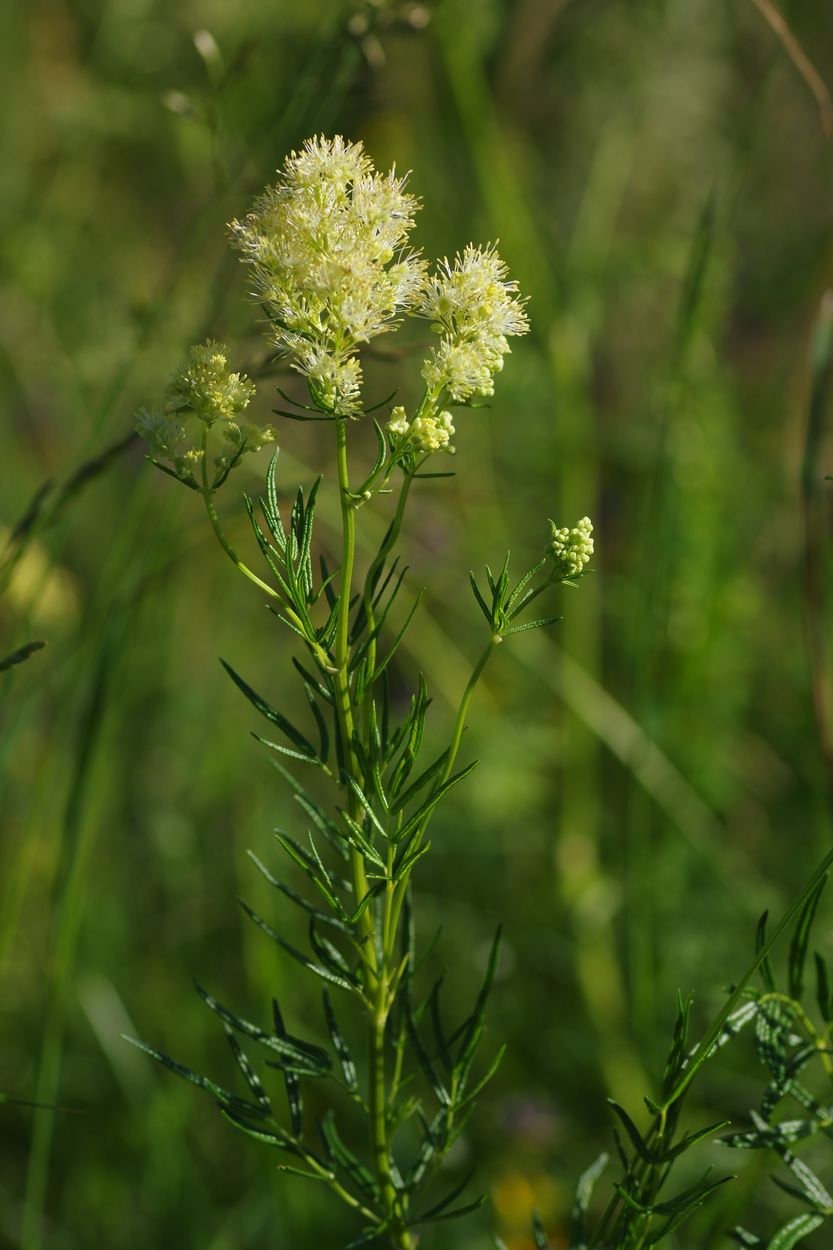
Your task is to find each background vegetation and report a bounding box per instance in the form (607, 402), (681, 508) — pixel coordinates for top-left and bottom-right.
(3, 0), (833, 1246)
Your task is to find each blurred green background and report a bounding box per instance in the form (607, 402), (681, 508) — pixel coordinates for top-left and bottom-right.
(3, 0), (833, 1246)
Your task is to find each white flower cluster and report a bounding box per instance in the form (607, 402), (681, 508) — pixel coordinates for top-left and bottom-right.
(386, 404), (455, 454)
(136, 341), (273, 484)
(550, 516), (594, 578)
(167, 341), (257, 423)
(419, 245), (530, 402)
(229, 135), (425, 417)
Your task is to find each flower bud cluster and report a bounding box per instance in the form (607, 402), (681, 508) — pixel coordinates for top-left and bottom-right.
(550, 516), (594, 578)
(386, 405), (455, 455)
(229, 135), (425, 417)
(136, 341), (273, 486)
(167, 341), (256, 424)
(419, 245), (530, 402)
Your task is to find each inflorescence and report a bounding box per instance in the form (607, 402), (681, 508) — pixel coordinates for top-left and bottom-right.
(550, 516), (594, 580)
(136, 341), (273, 489)
(137, 134), (533, 476)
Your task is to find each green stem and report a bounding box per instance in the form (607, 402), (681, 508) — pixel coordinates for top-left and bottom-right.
(441, 636), (500, 790)
(332, 419), (375, 962)
(199, 429), (280, 602)
(332, 418), (412, 1247)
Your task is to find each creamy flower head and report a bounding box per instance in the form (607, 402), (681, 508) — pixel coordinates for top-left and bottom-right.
(386, 406), (455, 455)
(167, 341), (256, 425)
(229, 134), (426, 416)
(419, 244), (529, 402)
(411, 410), (455, 453)
(550, 516), (594, 579)
(136, 341), (273, 487)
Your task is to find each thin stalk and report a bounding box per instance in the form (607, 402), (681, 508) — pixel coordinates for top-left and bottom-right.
(332, 418), (375, 960)
(441, 636), (500, 789)
(198, 430), (281, 602)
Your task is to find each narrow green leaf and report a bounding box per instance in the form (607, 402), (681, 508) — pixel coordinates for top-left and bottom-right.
(346, 777), (388, 839)
(346, 882), (385, 926)
(468, 572), (492, 624)
(394, 761), (479, 846)
(321, 1110), (380, 1200)
(570, 1152), (608, 1248)
(456, 926), (502, 1067)
(274, 836), (344, 915)
(123, 1035), (256, 1111)
(308, 916), (354, 981)
(429, 979), (452, 1074)
(405, 1003), (450, 1107)
(221, 660), (317, 757)
(393, 838), (431, 880)
(194, 982), (331, 1074)
(661, 1118), (730, 1161)
(323, 991), (358, 1093)
(607, 1100), (653, 1163)
(415, 1194), (485, 1225)
(220, 1106), (295, 1149)
(0, 640), (46, 671)
(789, 877), (827, 1000)
(247, 850), (347, 932)
(405, 1107), (448, 1189)
(644, 1174), (734, 1245)
(503, 615), (562, 636)
(729, 1229), (763, 1247)
(223, 1027), (272, 1112)
(531, 1212), (550, 1250)
(768, 1213), (825, 1250)
(303, 683), (330, 764)
(457, 1043), (506, 1109)
(390, 748), (451, 816)
(653, 1169), (732, 1216)
(343, 1223), (392, 1250)
(367, 590), (425, 686)
(264, 448), (284, 540)
(756, 912), (776, 992)
(338, 810), (387, 869)
(239, 900), (358, 995)
(271, 999), (303, 1137)
(254, 733), (324, 767)
(267, 760), (349, 861)
(505, 554), (549, 614)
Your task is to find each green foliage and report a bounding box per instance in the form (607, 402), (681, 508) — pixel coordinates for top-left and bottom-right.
(722, 881), (833, 1248)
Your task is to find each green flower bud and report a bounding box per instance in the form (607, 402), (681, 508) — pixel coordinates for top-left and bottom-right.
(550, 516), (594, 579)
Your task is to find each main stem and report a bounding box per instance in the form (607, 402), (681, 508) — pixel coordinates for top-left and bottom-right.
(333, 418), (413, 1248)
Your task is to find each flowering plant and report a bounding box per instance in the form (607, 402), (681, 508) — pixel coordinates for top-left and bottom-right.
(131, 134), (592, 1250)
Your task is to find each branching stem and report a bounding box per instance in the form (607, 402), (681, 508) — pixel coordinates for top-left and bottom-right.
(199, 427), (282, 601)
